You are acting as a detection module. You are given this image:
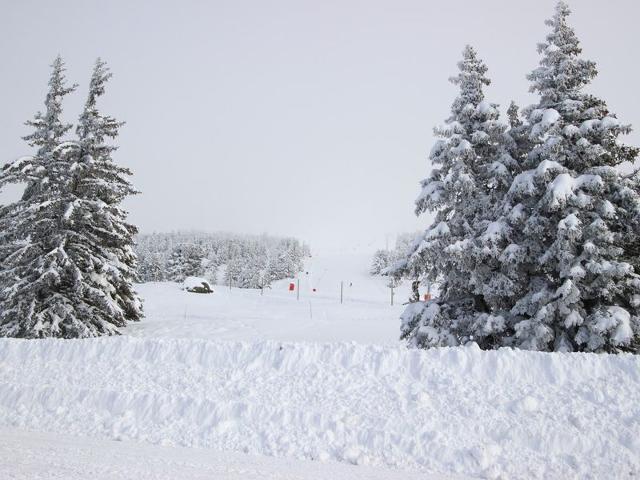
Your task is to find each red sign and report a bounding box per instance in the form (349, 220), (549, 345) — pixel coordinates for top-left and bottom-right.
(289, 283), (295, 291)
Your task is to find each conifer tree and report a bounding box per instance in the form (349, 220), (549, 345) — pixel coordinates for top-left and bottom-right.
(400, 46), (512, 348)
(0, 57), (143, 338)
(267, 245), (292, 281)
(0, 57), (79, 337)
(503, 2), (640, 352)
(146, 253), (166, 282)
(18, 56), (78, 202)
(166, 243), (205, 281)
(203, 251), (220, 284)
(224, 254), (243, 288)
(69, 58), (143, 323)
(0, 58), (92, 336)
(370, 249), (393, 275)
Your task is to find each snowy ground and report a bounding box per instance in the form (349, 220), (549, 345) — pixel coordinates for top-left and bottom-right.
(0, 428), (440, 480)
(1, 251), (639, 479)
(127, 251), (410, 344)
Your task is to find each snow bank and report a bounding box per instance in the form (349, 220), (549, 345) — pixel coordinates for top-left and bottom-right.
(1, 337), (639, 478)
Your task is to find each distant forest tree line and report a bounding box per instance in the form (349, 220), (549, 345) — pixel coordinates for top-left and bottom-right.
(135, 232), (310, 289)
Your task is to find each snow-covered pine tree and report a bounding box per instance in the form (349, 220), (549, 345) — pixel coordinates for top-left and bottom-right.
(281, 239), (304, 278)
(466, 100), (533, 347)
(146, 253), (166, 281)
(267, 239), (305, 281)
(245, 242), (269, 289)
(70, 58), (143, 324)
(370, 249), (392, 275)
(17, 56), (78, 202)
(0, 57), (79, 337)
(621, 168), (640, 275)
(202, 250), (220, 284)
(166, 246), (186, 281)
(224, 254), (243, 288)
(371, 235), (420, 278)
(0, 58), (74, 273)
(504, 2), (640, 352)
(0, 57), (131, 338)
(224, 241), (266, 289)
(166, 243), (205, 281)
(399, 46), (513, 348)
(267, 244), (292, 281)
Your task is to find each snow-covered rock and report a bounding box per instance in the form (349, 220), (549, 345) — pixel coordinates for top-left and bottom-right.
(182, 276), (213, 294)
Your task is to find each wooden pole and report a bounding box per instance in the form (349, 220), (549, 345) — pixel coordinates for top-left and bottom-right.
(297, 278), (300, 301)
(340, 281), (344, 304)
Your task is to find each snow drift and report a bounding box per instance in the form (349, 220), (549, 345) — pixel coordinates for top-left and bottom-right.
(1, 337), (639, 478)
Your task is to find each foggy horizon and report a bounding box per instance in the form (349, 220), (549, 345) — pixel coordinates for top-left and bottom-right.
(1, 0), (638, 250)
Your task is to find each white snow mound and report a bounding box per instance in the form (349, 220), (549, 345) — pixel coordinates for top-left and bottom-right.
(0, 337), (639, 479)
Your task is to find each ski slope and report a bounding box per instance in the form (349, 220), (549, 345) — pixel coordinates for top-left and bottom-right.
(127, 250), (411, 344)
(1, 250), (639, 479)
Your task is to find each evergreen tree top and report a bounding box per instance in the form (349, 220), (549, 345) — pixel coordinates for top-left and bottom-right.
(23, 55), (77, 153)
(449, 45), (491, 117)
(523, 1), (638, 171)
(528, 1), (597, 104)
(77, 58), (123, 149)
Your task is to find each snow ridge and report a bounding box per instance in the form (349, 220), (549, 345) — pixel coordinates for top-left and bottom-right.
(1, 337), (639, 479)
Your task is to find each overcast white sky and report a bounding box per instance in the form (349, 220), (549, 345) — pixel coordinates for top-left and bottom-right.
(0, 0), (638, 250)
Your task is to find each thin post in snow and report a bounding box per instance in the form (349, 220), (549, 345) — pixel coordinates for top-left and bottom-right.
(340, 281), (344, 304)
(296, 278), (300, 301)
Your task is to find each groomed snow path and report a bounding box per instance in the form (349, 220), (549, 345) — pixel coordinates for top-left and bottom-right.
(1, 337), (639, 479)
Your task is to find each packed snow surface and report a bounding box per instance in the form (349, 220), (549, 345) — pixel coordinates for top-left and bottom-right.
(128, 251), (410, 344)
(0, 428), (440, 480)
(2, 337), (640, 478)
(1, 251), (639, 479)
